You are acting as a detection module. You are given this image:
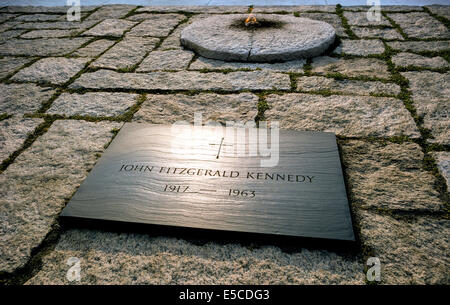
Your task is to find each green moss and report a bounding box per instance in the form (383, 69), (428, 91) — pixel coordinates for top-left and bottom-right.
(0, 113), (11, 121)
(335, 4), (357, 39)
(382, 12), (408, 40)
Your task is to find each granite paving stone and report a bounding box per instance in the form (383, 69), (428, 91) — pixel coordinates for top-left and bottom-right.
(189, 57), (305, 73)
(24, 229), (365, 284)
(311, 56), (390, 79)
(0, 83), (55, 116)
(46, 92), (139, 118)
(387, 12), (449, 39)
(0, 57), (35, 79)
(13, 14), (65, 22)
(84, 5), (136, 21)
(82, 19), (137, 37)
(296, 76), (400, 96)
(20, 29), (80, 39)
(334, 39), (385, 56)
(11, 57), (90, 85)
(387, 41), (450, 53)
(392, 52), (449, 69)
(0, 37), (90, 56)
(133, 93), (258, 125)
(431, 152), (450, 192)
(126, 14), (185, 38)
(70, 70), (291, 91)
(265, 93), (419, 138)
(402, 71), (450, 145)
(136, 50), (194, 72)
(341, 140), (445, 212)
(425, 5), (450, 20)
(351, 26), (403, 40)
(0, 120), (122, 274)
(0, 29), (26, 42)
(0, 6), (96, 14)
(91, 37), (159, 70)
(13, 20), (97, 30)
(357, 210), (448, 284)
(70, 39), (115, 58)
(0, 117), (43, 162)
(343, 11), (391, 26)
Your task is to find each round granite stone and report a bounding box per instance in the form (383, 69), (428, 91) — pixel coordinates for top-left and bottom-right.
(181, 14), (336, 62)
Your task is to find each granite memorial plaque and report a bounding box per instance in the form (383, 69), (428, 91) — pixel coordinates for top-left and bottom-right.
(61, 123), (355, 241)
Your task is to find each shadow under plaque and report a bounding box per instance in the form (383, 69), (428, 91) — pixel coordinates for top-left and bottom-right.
(61, 123), (355, 242)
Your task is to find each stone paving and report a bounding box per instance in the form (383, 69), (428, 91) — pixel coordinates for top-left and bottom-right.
(0, 4), (448, 285)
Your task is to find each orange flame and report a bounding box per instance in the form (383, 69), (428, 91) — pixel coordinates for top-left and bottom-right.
(245, 7), (258, 26)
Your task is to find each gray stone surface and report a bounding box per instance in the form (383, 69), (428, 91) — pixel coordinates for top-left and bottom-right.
(136, 5), (247, 14)
(25, 228), (364, 284)
(381, 5), (423, 12)
(85, 4), (136, 20)
(351, 26), (403, 40)
(402, 71), (450, 145)
(387, 12), (449, 39)
(334, 39), (385, 56)
(127, 14), (185, 37)
(0, 57), (34, 79)
(136, 50), (194, 71)
(343, 11), (391, 26)
(13, 20), (97, 30)
(432, 152), (450, 192)
(189, 56), (305, 72)
(82, 19), (137, 37)
(311, 56), (390, 79)
(91, 37), (159, 70)
(264, 93), (419, 138)
(71, 39), (115, 58)
(392, 52), (449, 69)
(0, 120), (122, 274)
(0, 13), (17, 23)
(387, 41), (450, 53)
(299, 13), (347, 38)
(133, 93), (258, 125)
(0, 83), (55, 116)
(0, 117), (43, 162)
(20, 29), (79, 38)
(158, 15), (208, 50)
(70, 70), (291, 91)
(181, 14), (336, 62)
(11, 57), (90, 85)
(0, 37), (90, 56)
(426, 5), (450, 20)
(14, 14), (64, 22)
(0, 6), (96, 14)
(296, 76), (400, 96)
(0, 29), (26, 42)
(357, 210), (448, 284)
(47, 92), (138, 118)
(341, 140), (444, 212)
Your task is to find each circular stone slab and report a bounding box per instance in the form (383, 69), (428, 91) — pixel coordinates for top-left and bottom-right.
(181, 14), (336, 63)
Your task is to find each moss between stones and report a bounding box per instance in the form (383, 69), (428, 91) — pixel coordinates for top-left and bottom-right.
(336, 4), (357, 39)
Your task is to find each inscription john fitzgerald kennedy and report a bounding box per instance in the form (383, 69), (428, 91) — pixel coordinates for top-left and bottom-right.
(119, 164), (315, 183)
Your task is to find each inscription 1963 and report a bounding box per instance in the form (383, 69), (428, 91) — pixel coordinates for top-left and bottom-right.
(61, 124), (355, 241)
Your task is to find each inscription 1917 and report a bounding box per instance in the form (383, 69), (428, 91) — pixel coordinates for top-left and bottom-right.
(61, 124), (355, 241)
